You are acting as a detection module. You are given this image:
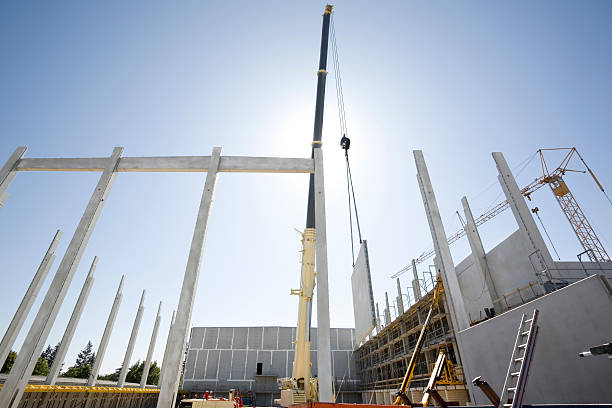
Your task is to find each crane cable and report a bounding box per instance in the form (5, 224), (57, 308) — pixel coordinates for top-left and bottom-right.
(331, 14), (362, 267)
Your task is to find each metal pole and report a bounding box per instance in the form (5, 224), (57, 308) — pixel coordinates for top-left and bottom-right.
(88, 275), (125, 386)
(157, 147), (222, 408)
(140, 301), (162, 388)
(0, 147), (123, 408)
(0, 230), (61, 368)
(118, 290), (146, 387)
(46, 257), (98, 385)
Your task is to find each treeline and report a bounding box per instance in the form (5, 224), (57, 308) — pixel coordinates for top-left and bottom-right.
(0, 340), (160, 385)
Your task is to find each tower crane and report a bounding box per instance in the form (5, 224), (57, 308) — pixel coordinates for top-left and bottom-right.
(391, 147), (610, 279)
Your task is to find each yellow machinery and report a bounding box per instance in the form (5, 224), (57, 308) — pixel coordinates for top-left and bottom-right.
(277, 229), (318, 407)
(393, 277), (445, 405)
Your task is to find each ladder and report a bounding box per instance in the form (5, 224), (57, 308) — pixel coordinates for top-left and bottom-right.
(499, 309), (539, 408)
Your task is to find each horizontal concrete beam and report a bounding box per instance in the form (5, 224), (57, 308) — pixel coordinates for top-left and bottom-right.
(16, 156), (314, 174)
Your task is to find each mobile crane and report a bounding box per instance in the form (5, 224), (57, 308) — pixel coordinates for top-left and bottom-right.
(276, 4), (333, 407)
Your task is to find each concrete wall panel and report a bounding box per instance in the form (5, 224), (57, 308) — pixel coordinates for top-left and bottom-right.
(247, 327), (263, 350)
(203, 327), (218, 349)
(185, 349), (198, 380)
(271, 350), (287, 377)
(218, 328), (233, 349)
(190, 328), (205, 349)
(205, 350), (220, 379)
(194, 350), (208, 380)
(278, 327), (293, 350)
(257, 350), (271, 374)
(263, 327), (277, 349)
(337, 329), (353, 350)
(232, 327), (248, 349)
(332, 351), (349, 380)
(459, 275), (612, 404)
(245, 350), (257, 378)
(217, 350), (232, 380)
(231, 350), (247, 380)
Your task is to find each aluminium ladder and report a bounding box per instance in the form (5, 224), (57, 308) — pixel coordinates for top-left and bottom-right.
(499, 309), (539, 408)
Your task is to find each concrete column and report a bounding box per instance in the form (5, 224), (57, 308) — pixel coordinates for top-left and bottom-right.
(395, 278), (404, 315)
(492, 152), (554, 275)
(118, 290), (146, 387)
(313, 147), (333, 403)
(88, 275), (125, 386)
(157, 147), (222, 408)
(461, 196), (499, 308)
(140, 301), (162, 388)
(45, 257), (98, 385)
(384, 292), (391, 325)
(411, 259), (422, 301)
(0, 230), (61, 368)
(0, 146), (27, 211)
(158, 310), (176, 389)
(375, 303), (382, 332)
(0, 147), (123, 408)
(414, 150), (469, 332)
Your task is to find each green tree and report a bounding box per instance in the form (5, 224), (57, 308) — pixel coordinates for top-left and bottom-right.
(32, 357), (49, 376)
(61, 341), (95, 379)
(1, 350), (17, 373)
(41, 343), (60, 367)
(98, 361), (160, 385)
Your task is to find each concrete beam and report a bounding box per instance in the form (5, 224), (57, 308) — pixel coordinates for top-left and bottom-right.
(140, 301), (162, 388)
(0, 230), (61, 369)
(411, 259), (422, 301)
(46, 257), (97, 385)
(157, 147), (222, 408)
(414, 150), (469, 331)
(0, 147), (123, 408)
(88, 275), (125, 386)
(16, 156), (314, 174)
(0, 147), (27, 208)
(118, 290), (146, 387)
(492, 152), (554, 276)
(461, 196), (499, 308)
(313, 147), (332, 403)
(396, 278), (404, 315)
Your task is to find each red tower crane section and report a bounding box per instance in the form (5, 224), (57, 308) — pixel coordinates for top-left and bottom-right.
(391, 147), (610, 279)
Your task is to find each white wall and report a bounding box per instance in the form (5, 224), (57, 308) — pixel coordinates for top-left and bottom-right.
(458, 275), (612, 404)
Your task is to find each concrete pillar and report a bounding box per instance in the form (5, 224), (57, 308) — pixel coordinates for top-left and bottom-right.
(45, 257), (97, 385)
(411, 259), (422, 301)
(140, 301), (162, 388)
(384, 292), (391, 325)
(88, 275), (125, 386)
(0, 146), (27, 211)
(0, 147), (123, 408)
(158, 310), (176, 389)
(461, 196), (499, 309)
(492, 152), (554, 275)
(414, 150), (469, 332)
(395, 278), (404, 315)
(313, 147), (333, 402)
(375, 303), (382, 332)
(157, 147), (222, 408)
(118, 290), (146, 387)
(0, 230), (61, 369)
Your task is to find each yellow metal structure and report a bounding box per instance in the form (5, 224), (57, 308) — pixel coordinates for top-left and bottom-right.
(278, 228), (318, 407)
(393, 277), (444, 405)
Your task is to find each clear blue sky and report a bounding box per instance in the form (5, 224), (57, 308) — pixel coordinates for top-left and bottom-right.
(1, 1), (611, 376)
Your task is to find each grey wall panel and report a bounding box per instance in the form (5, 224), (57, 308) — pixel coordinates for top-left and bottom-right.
(233, 327), (248, 349)
(185, 350), (198, 380)
(257, 350), (271, 374)
(287, 351), (295, 377)
(245, 350), (257, 378)
(278, 327), (293, 350)
(271, 350), (287, 377)
(203, 327), (219, 349)
(338, 329), (353, 350)
(330, 328), (339, 351)
(332, 351), (349, 379)
(205, 350), (220, 379)
(218, 328), (233, 349)
(194, 350), (208, 380)
(231, 350), (247, 380)
(217, 350), (232, 380)
(309, 328), (318, 351)
(248, 327), (263, 350)
(190, 328), (205, 349)
(349, 353), (357, 380)
(310, 351), (318, 376)
(263, 327), (277, 349)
